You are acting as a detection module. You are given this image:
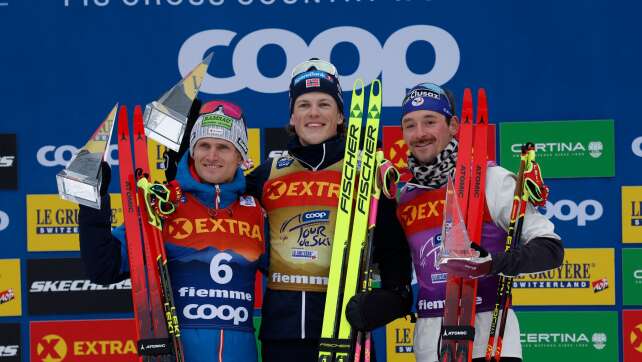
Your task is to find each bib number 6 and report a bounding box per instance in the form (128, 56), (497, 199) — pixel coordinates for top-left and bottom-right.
(210, 252), (233, 284)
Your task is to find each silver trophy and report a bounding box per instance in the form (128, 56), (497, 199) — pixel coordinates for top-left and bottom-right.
(143, 54), (212, 151)
(56, 104), (118, 209)
(436, 175), (479, 267)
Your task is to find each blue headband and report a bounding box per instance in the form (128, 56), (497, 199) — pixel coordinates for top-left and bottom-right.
(401, 83), (453, 118)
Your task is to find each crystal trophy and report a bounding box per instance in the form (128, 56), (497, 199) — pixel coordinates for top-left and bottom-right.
(143, 53), (212, 151)
(436, 175), (479, 267)
(56, 103), (118, 209)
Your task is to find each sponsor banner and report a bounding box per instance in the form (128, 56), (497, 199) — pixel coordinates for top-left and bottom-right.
(499, 120), (615, 178)
(623, 249), (642, 306)
(622, 186), (642, 243)
(0, 323), (20, 362)
(0, 134), (17, 190)
(0, 259), (21, 317)
(517, 311), (618, 361)
(0, 210), (8, 233)
(247, 128), (261, 173)
(623, 310), (642, 362)
(633, 136), (642, 158)
(385, 317), (415, 362)
(382, 124), (496, 183)
(27, 258), (132, 315)
(30, 319), (137, 362)
(512, 248), (615, 306)
(26, 194), (124, 251)
(263, 128), (290, 160)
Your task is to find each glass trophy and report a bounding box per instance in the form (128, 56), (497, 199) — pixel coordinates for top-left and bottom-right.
(436, 175), (479, 267)
(143, 53), (212, 151)
(56, 103), (118, 209)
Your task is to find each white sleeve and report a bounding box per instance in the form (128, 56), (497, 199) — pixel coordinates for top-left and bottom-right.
(485, 166), (560, 243)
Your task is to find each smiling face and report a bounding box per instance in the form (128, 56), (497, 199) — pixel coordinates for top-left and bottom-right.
(289, 92), (344, 146)
(401, 110), (459, 164)
(192, 138), (242, 184)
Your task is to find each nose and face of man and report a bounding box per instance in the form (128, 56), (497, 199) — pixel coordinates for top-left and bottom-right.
(401, 110), (459, 164)
(290, 92), (344, 146)
(192, 138), (242, 184)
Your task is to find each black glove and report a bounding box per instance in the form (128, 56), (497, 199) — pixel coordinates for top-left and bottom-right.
(98, 161), (111, 196)
(438, 242), (492, 279)
(345, 286), (412, 332)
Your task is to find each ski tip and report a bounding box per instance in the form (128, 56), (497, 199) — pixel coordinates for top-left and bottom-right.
(370, 78), (382, 98)
(133, 104), (144, 134)
(461, 88), (473, 124)
(476, 88), (488, 124)
(352, 78), (365, 96)
(117, 105), (129, 135)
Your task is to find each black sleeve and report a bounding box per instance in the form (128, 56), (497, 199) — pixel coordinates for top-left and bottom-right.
(372, 196), (412, 289)
(490, 236), (564, 276)
(78, 194), (129, 285)
(245, 158), (273, 200)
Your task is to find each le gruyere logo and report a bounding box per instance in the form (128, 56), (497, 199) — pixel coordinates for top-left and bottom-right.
(27, 194), (123, 251)
(622, 186), (642, 243)
(166, 217), (262, 241)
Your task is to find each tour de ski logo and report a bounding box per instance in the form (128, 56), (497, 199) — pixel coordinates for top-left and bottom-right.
(417, 233), (447, 284)
(280, 210), (331, 257)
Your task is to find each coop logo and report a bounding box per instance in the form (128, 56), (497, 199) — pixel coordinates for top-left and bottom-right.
(280, 210), (331, 248)
(633, 136), (642, 157)
(543, 199), (603, 226)
(183, 304), (249, 326)
(35, 334), (68, 362)
(179, 25), (460, 107)
(36, 144), (119, 167)
(0, 210), (8, 232)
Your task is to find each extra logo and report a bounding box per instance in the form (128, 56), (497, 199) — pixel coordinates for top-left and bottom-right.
(166, 217), (262, 241)
(543, 199), (603, 226)
(399, 200), (445, 226)
(179, 25), (460, 107)
(280, 210), (331, 248)
(0, 210), (8, 232)
(35, 334), (68, 362)
(633, 136), (642, 157)
(630, 323), (642, 354)
(266, 179), (339, 202)
(36, 144), (119, 167)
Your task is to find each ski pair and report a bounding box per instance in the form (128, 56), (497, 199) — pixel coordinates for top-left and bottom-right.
(485, 143), (548, 361)
(117, 105), (184, 362)
(318, 79), (382, 362)
(439, 88), (489, 362)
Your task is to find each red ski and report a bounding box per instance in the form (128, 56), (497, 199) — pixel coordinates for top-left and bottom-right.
(439, 89), (489, 362)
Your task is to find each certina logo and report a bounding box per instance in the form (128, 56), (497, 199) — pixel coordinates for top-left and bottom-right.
(0, 210), (8, 232)
(399, 200), (444, 226)
(30, 279), (131, 292)
(36, 144), (119, 167)
(543, 199), (603, 226)
(166, 217), (262, 241)
(0, 345), (18, 357)
(178, 25), (460, 107)
(632, 136), (642, 157)
(592, 333), (607, 350)
(266, 180), (339, 201)
(0, 156), (14, 167)
(510, 141), (603, 158)
(634, 269), (642, 281)
(280, 210), (331, 248)
(521, 332), (606, 350)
